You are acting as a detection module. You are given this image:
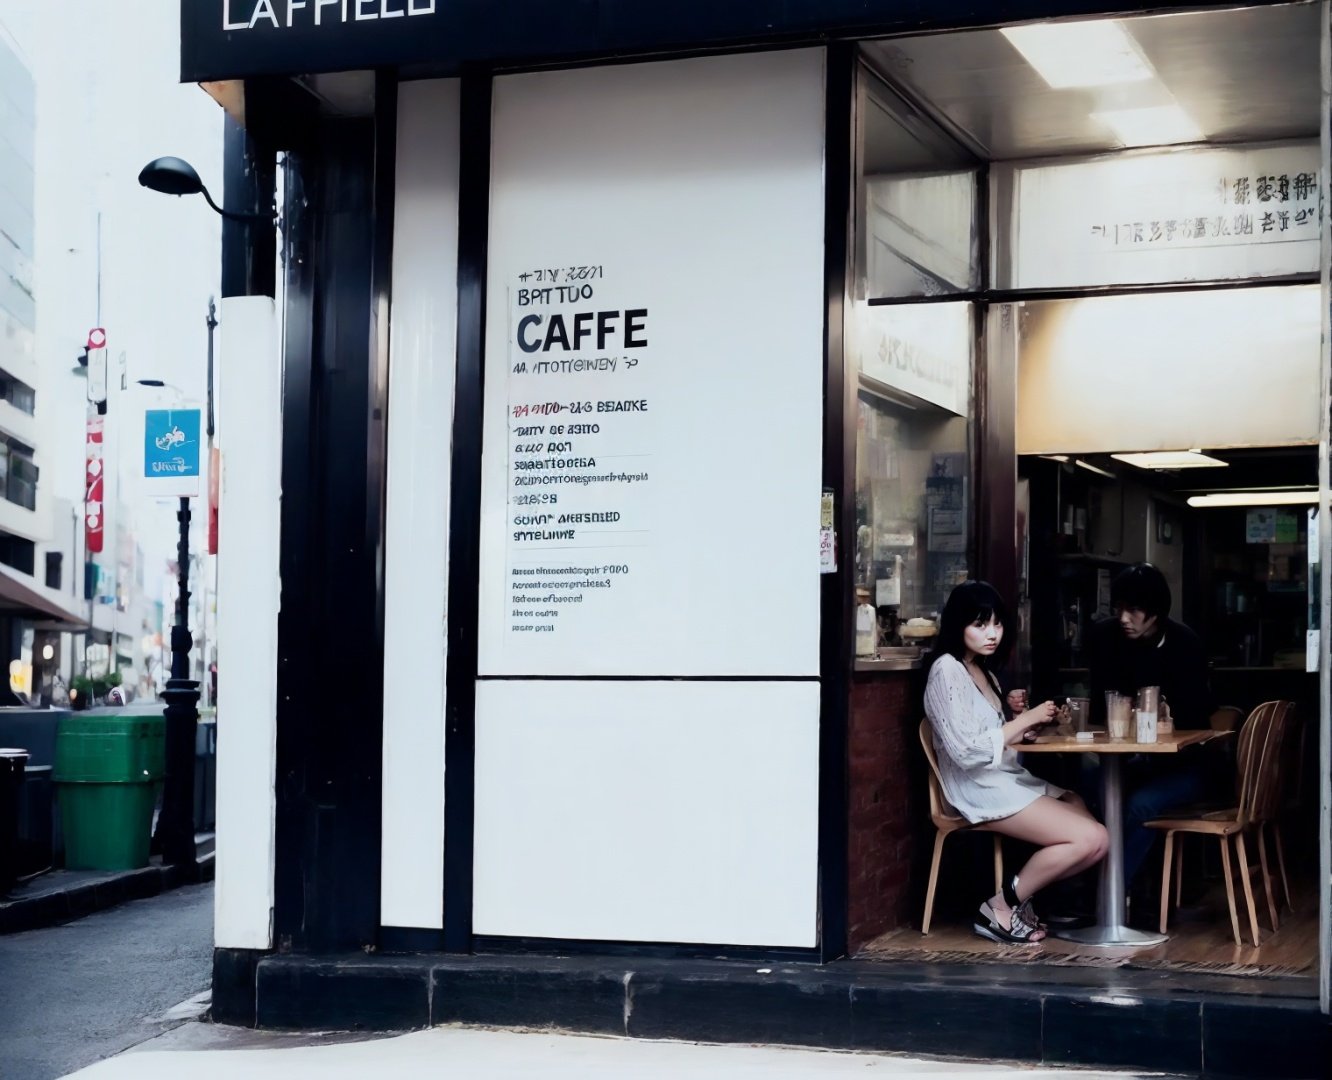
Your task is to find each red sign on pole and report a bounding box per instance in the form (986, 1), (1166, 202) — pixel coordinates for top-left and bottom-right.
(85, 415), (104, 554)
(208, 447), (220, 555)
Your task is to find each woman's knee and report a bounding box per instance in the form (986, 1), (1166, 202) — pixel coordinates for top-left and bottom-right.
(1083, 822), (1110, 862)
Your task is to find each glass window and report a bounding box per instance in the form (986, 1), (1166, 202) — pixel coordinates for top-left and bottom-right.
(851, 61), (976, 656)
(856, 65), (979, 301)
(855, 389), (971, 633)
(851, 302), (973, 647)
(7, 446), (37, 511)
(0, 368), (35, 415)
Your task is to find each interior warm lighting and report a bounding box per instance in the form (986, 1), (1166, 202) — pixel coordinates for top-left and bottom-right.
(1187, 490), (1318, 508)
(1000, 21), (1154, 90)
(1112, 451), (1229, 470)
(1092, 104), (1205, 148)
(1074, 459), (1116, 479)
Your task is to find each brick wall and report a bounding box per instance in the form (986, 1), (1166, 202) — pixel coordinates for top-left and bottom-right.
(846, 671), (930, 952)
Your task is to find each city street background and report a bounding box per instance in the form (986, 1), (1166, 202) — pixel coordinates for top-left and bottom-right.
(0, 883), (212, 1080)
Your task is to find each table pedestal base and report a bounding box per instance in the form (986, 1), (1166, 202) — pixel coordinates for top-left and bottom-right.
(1052, 753), (1169, 949)
(1055, 924), (1167, 948)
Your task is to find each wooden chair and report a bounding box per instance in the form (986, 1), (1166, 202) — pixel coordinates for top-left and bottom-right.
(918, 719), (1003, 935)
(1269, 711), (1308, 913)
(1249, 705), (1296, 929)
(1148, 701), (1292, 947)
(1209, 706), (1246, 732)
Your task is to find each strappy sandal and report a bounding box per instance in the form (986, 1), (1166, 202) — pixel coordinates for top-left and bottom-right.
(1015, 896), (1047, 932)
(974, 901), (1046, 945)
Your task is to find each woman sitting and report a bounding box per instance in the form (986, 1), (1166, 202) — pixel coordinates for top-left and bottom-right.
(924, 581), (1109, 944)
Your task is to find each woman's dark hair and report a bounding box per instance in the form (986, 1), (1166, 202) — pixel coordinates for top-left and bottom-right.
(926, 580), (1015, 674)
(1111, 563), (1171, 619)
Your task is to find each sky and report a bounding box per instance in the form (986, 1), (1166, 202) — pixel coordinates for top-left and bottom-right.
(0, 0), (224, 583)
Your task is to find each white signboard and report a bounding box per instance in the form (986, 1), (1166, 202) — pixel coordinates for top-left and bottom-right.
(853, 300), (973, 416)
(1009, 142), (1321, 288)
(478, 51), (826, 677)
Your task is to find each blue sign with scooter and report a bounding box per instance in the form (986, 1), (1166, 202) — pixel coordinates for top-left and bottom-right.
(143, 408), (202, 497)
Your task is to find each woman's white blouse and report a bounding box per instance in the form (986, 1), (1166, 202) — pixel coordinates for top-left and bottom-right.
(923, 653), (1065, 824)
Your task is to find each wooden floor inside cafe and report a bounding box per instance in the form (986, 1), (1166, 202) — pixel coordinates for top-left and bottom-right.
(860, 884), (1319, 983)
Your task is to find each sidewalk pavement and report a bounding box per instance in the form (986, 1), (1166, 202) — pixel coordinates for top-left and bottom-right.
(63, 1024), (1154, 1079)
(0, 833), (214, 934)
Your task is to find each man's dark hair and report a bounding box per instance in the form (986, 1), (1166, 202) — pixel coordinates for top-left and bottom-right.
(1111, 563), (1171, 619)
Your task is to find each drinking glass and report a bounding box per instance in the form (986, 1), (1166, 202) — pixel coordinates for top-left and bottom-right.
(1067, 696), (1090, 734)
(1136, 685), (1160, 744)
(1106, 692), (1132, 740)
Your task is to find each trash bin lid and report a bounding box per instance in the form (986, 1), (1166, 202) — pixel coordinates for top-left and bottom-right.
(79, 704), (167, 718)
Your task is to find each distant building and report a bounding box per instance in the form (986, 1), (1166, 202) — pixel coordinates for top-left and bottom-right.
(0, 28), (84, 702)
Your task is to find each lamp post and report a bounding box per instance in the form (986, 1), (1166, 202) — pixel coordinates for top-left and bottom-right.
(136, 378), (199, 867)
(137, 153), (274, 867)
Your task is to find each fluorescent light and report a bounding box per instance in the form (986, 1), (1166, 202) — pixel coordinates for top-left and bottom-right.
(1112, 451), (1229, 470)
(1187, 490), (1318, 508)
(1001, 21), (1154, 90)
(1074, 459), (1116, 479)
(1041, 454), (1070, 463)
(1092, 104), (1205, 148)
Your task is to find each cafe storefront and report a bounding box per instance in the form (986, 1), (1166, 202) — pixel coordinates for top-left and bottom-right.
(185, 1), (1330, 1073)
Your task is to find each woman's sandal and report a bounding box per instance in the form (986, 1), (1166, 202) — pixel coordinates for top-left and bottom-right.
(1016, 896), (1047, 932)
(974, 901), (1046, 945)
(973, 875), (1047, 945)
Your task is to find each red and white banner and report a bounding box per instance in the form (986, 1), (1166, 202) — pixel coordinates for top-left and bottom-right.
(85, 414), (104, 554)
(208, 447), (220, 555)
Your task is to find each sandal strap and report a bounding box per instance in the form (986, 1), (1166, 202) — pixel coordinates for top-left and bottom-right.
(1016, 897), (1045, 931)
(1009, 904), (1042, 939)
(976, 901), (1044, 943)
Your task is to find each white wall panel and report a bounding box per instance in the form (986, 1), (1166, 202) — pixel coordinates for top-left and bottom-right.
(214, 295), (280, 950)
(380, 79), (460, 931)
(478, 50), (826, 678)
(473, 679), (821, 946)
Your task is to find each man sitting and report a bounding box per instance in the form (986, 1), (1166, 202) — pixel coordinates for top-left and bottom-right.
(1088, 563), (1220, 893)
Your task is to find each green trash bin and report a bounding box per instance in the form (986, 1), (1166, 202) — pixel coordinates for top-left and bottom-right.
(53, 707), (165, 871)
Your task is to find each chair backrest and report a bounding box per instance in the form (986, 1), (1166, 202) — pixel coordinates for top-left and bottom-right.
(1235, 700), (1294, 826)
(918, 719), (964, 829)
(1250, 701), (1296, 825)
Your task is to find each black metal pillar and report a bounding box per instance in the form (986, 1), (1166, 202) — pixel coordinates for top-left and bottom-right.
(155, 496), (198, 866)
(222, 112), (277, 300)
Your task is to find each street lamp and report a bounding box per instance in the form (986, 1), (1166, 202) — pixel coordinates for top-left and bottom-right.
(134, 377), (201, 867)
(138, 157), (275, 225)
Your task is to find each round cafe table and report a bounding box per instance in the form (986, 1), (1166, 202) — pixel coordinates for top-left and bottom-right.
(1020, 728), (1221, 947)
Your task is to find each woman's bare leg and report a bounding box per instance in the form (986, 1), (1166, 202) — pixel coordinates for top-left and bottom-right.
(982, 796), (1109, 932)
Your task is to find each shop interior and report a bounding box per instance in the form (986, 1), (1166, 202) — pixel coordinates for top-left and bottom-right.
(848, 2), (1322, 984)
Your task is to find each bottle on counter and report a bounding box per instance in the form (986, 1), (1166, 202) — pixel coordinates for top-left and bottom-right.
(855, 590), (877, 658)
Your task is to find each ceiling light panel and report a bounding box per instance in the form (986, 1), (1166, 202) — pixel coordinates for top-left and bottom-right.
(1186, 490), (1318, 508)
(1000, 21), (1154, 90)
(1092, 104), (1205, 148)
(1111, 451), (1229, 470)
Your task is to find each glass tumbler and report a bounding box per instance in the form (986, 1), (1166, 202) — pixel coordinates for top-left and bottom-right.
(1135, 685), (1160, 744)
(1106, 692), (1132, 740)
